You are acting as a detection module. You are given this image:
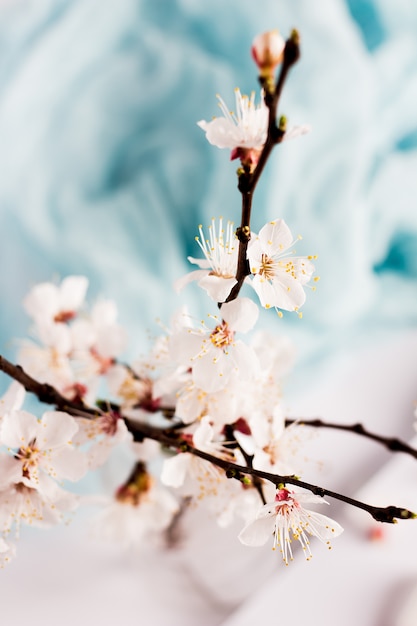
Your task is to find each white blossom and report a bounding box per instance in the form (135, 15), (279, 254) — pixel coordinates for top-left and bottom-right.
(23, 276), (88, 325)
(239, 488), (343, 564)
(18, 322), (74, 392)
(247, 219), (315, 313)
(161, 417), (232, 495)
(197, 89), (268, 157)
(70, 299), (127, 380)
(0, 476), (79, 535)
(91, 472), (178, 550)
(175, 218), (238, 302)
(169, 298), (259, 394)
(0, 409), (88, 485)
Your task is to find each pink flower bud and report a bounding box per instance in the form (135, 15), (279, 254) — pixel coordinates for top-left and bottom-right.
(251, 30), (285, 76)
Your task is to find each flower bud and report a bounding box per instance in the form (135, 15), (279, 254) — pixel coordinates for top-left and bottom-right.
(251, 30), (285, 77)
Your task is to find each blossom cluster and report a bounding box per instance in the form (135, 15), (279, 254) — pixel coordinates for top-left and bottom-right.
(0, 27), (351, 570)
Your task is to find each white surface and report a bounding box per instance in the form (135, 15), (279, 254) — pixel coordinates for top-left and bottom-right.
(0, 329), (416, 626)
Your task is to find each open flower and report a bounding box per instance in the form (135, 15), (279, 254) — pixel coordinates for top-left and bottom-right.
(239, 488), (343, 564)
(197, 89), (268, 163)
(169, 297), (259, 393)
(161, 416), (233, 495)
(92, 465), (178, 550)
(247, 219), (315, 313)
(175, 218), (238, 302)
(23, 275), (88, 325)
(0, 409), (88, 485)
(71, 299), (127, 375)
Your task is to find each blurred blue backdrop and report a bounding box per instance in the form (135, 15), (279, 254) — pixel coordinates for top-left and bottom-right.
(0, 0), (416, 372)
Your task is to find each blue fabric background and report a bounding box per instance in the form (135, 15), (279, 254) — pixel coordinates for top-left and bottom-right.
(0, 0), (416, 374)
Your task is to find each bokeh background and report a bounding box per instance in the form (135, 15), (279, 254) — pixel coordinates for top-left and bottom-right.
(0, 0), (416, 371)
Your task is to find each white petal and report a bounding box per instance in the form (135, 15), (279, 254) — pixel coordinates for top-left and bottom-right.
(231, 341), (259, 379)
(192, 352), (231, 393)
(302, 510), (344, 542)
(59, 276), (88, 311)
(37, 322), (72, 352)
(161, 454), (190, 488)
(221, 297), (259, 333)
(0, 455), (23, 488)
(1, 410), (39, 448)
(197, 117), (239, 149)
(258, 219), (293, 254)
(187, 256), (211, 270)
(91, 299), (118, 327)
(198, 274), (237, 302)
(283, 124), (311, 141)
(0, 382), (25, 415)
(169, 329), (206, 365)
(38, 411), (79, 449)
(238, 515), (275, 547)
(47, 446), (88, 481)
(174, 269), (209, 293)
(23, 283), (59, 321)
(193, 417), (214, 450)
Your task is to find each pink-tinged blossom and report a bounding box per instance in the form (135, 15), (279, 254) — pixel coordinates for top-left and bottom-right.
(161, 417), (232, 495)
(169, 298), (259, 394)
(73, 412), (131, 471)
(0, 409), (88, 485)
(175, 376), (239, 427)
(17, 322), (74, 392)
(175, 218), (238, 303)
(239, 488), (343, 564)
(107, 364), (161, 413)
(197, 89), (268, 159)
(91, 471), (178, 550)
(247, 219), (315, 313)
(197, 90), (311, 166)
(0, 476), (79, 536)
(23, 276), (88, 325)
(71, 299), (127, 375)
(251, 30), (285, 75)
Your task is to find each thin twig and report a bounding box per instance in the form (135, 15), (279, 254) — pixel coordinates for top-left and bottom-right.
(287, 417), (417, 459)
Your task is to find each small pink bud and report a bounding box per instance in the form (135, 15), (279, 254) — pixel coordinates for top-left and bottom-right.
(251, 30), (285, 76)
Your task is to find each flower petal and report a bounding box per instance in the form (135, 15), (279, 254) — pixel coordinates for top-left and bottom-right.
(221, 297), (259, 333)
(1, 410), (39, 449)
(198, 274), (237, 302)
(38, 411), (79, 450)
(238, 515), (275, 547)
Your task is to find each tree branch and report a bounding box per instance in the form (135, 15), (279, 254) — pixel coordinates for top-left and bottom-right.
(287, 417), (417, 460)
(1, 353), (415, 525)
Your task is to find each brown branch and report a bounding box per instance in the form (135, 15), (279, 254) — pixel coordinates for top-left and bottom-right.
(287, 417), (417, 460)
(0, 354), (98, 419)
(1, 354), (415, 525)
(124, 420), (416, 525)
(226, 31), (301, 304)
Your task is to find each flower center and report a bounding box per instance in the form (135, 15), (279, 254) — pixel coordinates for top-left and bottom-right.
(259, 254), (277, 280)
(116, 465), (153, 506)
(17, 440), (40, 478)
(54, 310), (76, 323)
(210, 322), (234, 348)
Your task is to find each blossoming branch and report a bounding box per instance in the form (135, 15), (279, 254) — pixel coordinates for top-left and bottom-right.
(0, 28), (415, 571)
